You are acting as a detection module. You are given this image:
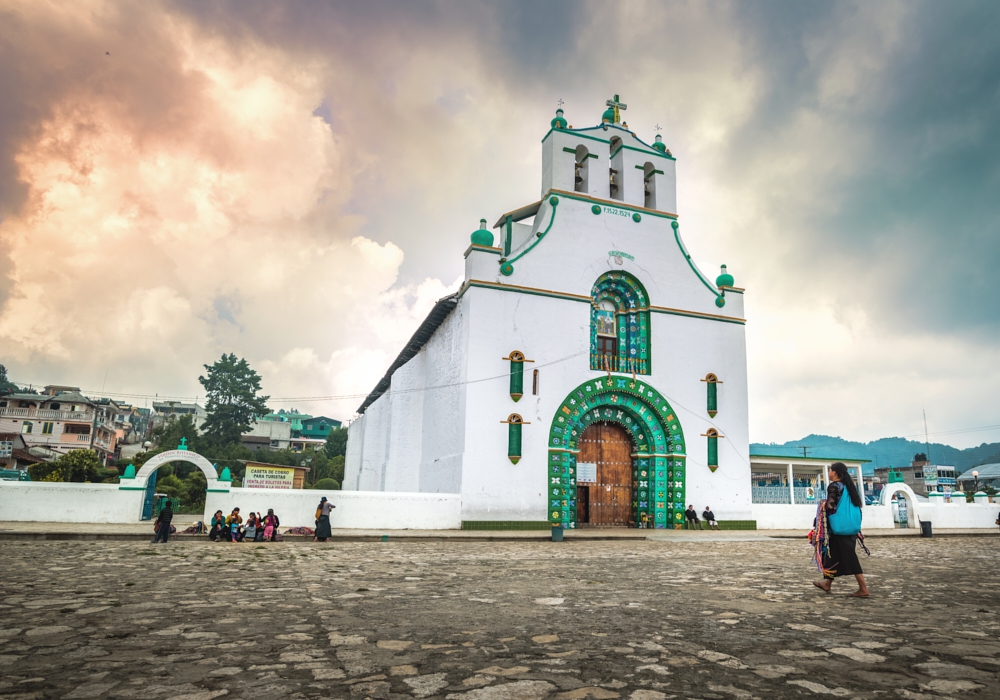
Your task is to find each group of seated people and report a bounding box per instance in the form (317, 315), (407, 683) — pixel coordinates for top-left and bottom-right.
(684, 505), (720, 530)
(208, 507), (280, 542)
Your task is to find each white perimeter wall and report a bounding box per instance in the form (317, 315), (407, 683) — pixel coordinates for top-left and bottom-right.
(754, 502), (998, 530)
(205, 488), (461, 529)
(0, 481), (144, 523)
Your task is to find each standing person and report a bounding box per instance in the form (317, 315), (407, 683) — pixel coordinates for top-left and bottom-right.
(314, 497), (335, 543)
(152, 500), (173, 544)
(684, 505), (703, 530)
(208, 510), (225, 541)
(262, 509), (279, 541)
(813, 462), (871, 597)
(702, 506), (720, 530)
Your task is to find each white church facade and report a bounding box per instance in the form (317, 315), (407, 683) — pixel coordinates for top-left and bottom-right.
(345, 97), (753, 529)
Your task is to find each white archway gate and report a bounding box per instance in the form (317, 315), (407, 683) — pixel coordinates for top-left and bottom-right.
(135, 449), (219, 484)
(118, 447), (230, 520)
(878, 482), (920, 529)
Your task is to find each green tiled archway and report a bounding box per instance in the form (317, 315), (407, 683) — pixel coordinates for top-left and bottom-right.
(547, 376), (686, 529)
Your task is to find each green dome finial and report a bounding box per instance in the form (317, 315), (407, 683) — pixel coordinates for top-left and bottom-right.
(550, 108), (567, 129)
(601, 107), (615, 124)
(716, 264), (735, 288)
(470, 218), (494, 247)
(653, 134), (666, 152)
(123, 463), (136, 479)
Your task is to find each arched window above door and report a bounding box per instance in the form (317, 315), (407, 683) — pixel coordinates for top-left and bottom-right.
(589, 271), (651, 375)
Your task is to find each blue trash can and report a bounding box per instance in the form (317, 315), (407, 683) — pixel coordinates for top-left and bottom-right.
(551, 526), (564, 542)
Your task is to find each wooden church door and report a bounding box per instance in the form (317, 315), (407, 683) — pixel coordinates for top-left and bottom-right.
(578, 423), (633, 526)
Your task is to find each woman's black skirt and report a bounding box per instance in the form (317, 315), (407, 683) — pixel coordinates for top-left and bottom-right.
(315, 514), (332, 540)
(825, 534), (863, 578)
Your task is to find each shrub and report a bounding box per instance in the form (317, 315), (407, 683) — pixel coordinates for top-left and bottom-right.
(28, 449), (103, 482)
(314, 478), (340, 490)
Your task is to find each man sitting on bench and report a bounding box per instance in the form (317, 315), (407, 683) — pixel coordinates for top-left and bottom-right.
(702, 506), (721, 530)
(684, 505), (703, 530)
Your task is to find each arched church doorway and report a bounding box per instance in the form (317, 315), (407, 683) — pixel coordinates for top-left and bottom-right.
(577, 423), (633, 526)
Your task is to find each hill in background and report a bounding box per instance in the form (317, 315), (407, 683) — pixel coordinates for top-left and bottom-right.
(750, 434), (1000, 475)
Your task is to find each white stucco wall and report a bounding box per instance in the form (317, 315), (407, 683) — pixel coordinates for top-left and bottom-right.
(345, 305), (467, 495)
(754, 500), (998, 530)
(754, 503), (896, 530)
(0, 481), (144, 523)
(205, 488), (461, 529)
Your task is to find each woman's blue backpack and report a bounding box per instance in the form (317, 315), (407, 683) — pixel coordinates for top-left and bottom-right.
(828, 488), (862, 535)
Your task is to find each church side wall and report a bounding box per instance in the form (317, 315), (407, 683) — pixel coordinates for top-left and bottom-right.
(418, 301), (468, 493)
(344, 304), (467, 495)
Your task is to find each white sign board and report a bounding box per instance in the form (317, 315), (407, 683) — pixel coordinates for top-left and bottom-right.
(244, 466), (295, 490)
(578, 462), (597, 484)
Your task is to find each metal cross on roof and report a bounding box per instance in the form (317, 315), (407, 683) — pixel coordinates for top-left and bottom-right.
(557, 98), (565, 107)
(606, 94), (627, 123)
(654, 124), (662, 132)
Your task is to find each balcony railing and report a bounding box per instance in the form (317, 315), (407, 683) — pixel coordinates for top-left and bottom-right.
(0, 407), (92, 421)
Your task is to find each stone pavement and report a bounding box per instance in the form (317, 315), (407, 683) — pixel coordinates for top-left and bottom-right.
(1, 538), (998, 700)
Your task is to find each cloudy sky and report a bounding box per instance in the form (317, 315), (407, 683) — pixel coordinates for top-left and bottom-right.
(1, 1), (998, 448)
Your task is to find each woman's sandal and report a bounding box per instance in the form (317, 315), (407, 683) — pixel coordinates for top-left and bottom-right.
(812, 581), (831, 593)
(849, 591), (870, 598)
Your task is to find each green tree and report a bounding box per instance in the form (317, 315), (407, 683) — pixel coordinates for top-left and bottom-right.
(152, 414), (200, 453)
(0, 364), (19, 393)
(314, 478), (340, 490)
(28, 449), (103, 482)
(325, 426), (348, 458)
(198, 354), (270, 447)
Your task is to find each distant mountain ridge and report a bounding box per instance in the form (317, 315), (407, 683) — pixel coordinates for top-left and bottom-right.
(750, 434), (1000, 475)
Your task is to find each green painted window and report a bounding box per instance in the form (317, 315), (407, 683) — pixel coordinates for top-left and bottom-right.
(42, 422), (54, 435)
(21, 422), (32, 434)
(705, 429), (720, 471)
(504, 351), (532, 402)
(590, 271), (651, 375)
(704, 373), (720, 417)
(503, 413), (528, 464)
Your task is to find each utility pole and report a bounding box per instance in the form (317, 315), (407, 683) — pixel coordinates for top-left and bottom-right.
(799, 445), (813, 458)
(922, 408), (931, 463)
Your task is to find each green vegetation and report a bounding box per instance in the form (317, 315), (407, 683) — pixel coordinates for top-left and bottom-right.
(198, 353), (270, 447)
(314, 478), (341, 490)
(325, 426), (348, 458)
(28, 449), (117, 483)
(0, 364), (18, 394)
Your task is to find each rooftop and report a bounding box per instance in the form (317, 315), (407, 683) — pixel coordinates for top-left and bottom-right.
(957, 463), (1000, 481)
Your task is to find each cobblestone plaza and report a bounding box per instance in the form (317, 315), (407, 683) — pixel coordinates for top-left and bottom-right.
(1, 537), (998, 699)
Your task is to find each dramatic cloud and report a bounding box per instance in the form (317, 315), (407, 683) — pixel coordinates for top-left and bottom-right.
(1, 0), (998, 445)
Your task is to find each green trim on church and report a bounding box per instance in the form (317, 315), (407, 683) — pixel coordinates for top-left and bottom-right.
(590, 271), (651, 375)
(548, 377), (686, 529)
(457, 280), (746, 326)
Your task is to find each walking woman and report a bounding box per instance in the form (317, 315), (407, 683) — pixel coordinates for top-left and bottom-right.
(314, 496), (334, 542)
(208, 510), (225, 541)
(813, 462), (871, 597)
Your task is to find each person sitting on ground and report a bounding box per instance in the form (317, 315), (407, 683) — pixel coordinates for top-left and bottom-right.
(702, 506), (720, 530)
(254, 513), (266, 541)
(684, 504), (703, 530)
(152, 500), (173, 544)
(208, 510), (225, 541)
(244, 513), (258, 542)
(226, 508), (243, 543)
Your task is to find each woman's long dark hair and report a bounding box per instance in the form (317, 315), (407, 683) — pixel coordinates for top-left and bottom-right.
(830, 462), (862, 508)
